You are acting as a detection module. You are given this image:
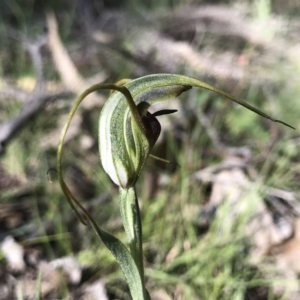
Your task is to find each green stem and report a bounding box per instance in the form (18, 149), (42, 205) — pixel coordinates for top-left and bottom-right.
(120, 187), (146, 297)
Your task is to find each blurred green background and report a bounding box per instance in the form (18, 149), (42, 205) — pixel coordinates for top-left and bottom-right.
(0, 0), (299, 299)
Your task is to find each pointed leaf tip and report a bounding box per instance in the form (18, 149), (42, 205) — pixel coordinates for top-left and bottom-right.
(274, 119), (295, 130)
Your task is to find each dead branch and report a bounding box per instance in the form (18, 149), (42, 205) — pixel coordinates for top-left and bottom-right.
(0, 31), (47, 102)
(0, 85), (31, 102)
(186, 89), (253, 160)
(93, 28), (246, 80)
(24, 35), (48, 93)
(0, 29), (75, 153)
(46, 11), (106, 108)
(1, 28), (48, 91)
(90, 5), (299, 86)
(160, 5), (268, 47)
(0, 90), (72, 154)
(46, 11), (86, 94)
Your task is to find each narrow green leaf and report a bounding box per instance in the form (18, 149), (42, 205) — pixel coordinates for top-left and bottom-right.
(67, 191), (147, 300)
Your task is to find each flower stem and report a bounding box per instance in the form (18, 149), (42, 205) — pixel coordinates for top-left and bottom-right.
(120, 187), (147, 297)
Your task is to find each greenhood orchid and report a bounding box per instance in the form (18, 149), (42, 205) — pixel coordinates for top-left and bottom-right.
(57, 73), (293, 300)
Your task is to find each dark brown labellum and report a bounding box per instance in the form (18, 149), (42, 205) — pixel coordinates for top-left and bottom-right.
(141, 112), (161, 148)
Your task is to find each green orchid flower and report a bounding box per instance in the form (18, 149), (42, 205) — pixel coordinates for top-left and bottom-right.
(99, 82), (190, 188)
(57, 73), (293, 300)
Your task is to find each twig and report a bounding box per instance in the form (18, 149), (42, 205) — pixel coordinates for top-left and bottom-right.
(23, 35), (48, 92)
(188, 89), (252, 159)
(1, 27), (47, 92)
(160, 5), (267, 47)
(0, 85), (31, 102)
(0, 30), (47, 101)
(46, 11), (105, 107)
(0, 25), (75, 153)
(0, 91), (72, 154)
